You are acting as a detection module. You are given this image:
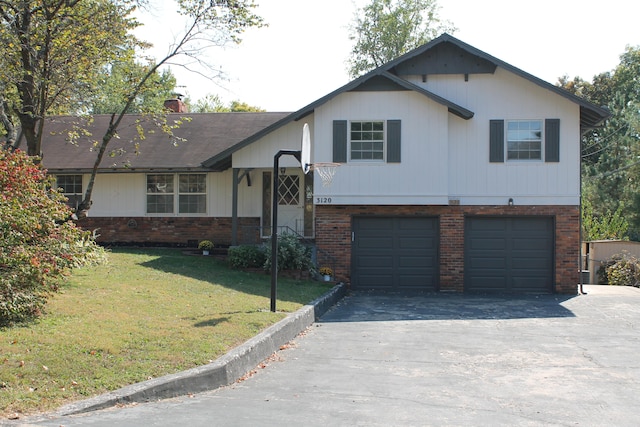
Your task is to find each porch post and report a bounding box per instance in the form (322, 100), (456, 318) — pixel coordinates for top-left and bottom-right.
(232, 168), (239, 246)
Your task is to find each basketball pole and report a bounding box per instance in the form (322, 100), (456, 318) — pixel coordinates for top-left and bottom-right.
(271, 149), (301, 312)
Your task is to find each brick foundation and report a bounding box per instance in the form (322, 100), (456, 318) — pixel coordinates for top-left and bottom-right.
(315, 205), (580, 294)
(77, 217), (261, 247)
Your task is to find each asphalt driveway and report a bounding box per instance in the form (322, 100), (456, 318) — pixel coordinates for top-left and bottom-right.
(23, 285), (640, 426)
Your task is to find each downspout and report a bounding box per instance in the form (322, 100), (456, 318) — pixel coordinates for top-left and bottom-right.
(579, 135), (586, 295)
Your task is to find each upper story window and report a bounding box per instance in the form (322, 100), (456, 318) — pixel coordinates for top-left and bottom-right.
(56, 174), (83, 208)
(146, 173), (207, 215)
(491, 119), (559, 163)
(350, 121), (385, 161)
(507, 120), (542, 160)
(333, 119), (401, 164)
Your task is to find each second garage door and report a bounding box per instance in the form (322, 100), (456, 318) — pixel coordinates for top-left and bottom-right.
(464, 217), (554, 293)
(351, 217), (439, 291)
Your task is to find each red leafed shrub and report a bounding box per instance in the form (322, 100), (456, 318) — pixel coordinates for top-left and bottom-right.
(0, 149), (106, 324)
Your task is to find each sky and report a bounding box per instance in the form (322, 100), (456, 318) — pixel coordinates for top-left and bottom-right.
(135, 0), (640, 112)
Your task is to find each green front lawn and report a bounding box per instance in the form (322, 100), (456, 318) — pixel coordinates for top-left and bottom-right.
(0, 248), (333, 418)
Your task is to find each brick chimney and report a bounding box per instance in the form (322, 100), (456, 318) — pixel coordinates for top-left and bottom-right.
(164, 96), (188, 113)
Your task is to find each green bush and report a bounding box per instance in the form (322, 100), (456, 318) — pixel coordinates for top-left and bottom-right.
(581, 199), (629, 241)
(0, 149), (106, 325)
(227, 245), (267, 269)
(598, 252), (640, 287)
(263, 232), (313, 272)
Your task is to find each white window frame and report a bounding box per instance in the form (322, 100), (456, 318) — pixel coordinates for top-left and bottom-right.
(146, 174), (175, 214)
(506, 120), (543, 161)
(146, 173), (207, 215)
(178, 174), (207, 214)
(349, 120), (385, 162)
(55, 174), (83, 209)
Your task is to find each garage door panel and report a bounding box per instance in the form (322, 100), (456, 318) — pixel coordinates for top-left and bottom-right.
(356, 256), (393, 268)
(358, 217), (392, 228)
(467, 217), (508, 229)
(511, 277), (549, 292)
(468, 257), (507, 269)
(352, 217), (439, 291)
(399, 256), (435, 268)
(468, 238), (507, 251)
(465, 217), (553, 293)
(356, 274), (394, 288)
(511, 239), (552, 251)
(357, 236), (393, 249)
(399, 238), (434, 250)
(511, 257), (550, 269)
(511, 218), (552, 232)
(398, 275), (435, 288)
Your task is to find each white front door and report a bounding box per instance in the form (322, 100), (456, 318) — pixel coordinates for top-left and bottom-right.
(277, 171), (304, 234)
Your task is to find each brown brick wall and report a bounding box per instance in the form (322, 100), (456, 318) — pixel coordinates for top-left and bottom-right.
(77, 216), (261, 247)
(315, 205), (580, 294)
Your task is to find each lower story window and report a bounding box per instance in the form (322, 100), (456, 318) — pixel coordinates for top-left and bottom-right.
(56, 174), (83, 209)
(147, 173), (206, 214)
(178, 174), (206, 213)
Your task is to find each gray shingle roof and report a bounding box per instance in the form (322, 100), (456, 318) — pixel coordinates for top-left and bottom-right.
(41, 112), (290, 172)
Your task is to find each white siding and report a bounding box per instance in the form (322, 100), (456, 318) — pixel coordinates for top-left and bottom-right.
(417, 69), (581, 205)
(87, 68), (585, 214)
(219, 169), (265, 217)
(313, 91), (450, 205)
(88, 170), (258, 218)
(89, 174), (145, 216)
(234, 121), (314, 169)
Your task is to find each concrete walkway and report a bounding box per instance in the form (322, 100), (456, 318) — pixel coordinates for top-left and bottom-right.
(18, 285), (640, 426)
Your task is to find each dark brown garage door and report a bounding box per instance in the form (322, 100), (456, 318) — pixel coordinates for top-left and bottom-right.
(351, 217), (439, 291)
(465, 217), (554, 293)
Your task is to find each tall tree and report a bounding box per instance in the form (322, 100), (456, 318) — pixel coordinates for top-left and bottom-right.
(0, 0), (137, 156)
(86, 55), (178, 115)
(347, 0), (455, 78)
(1, 0), (264, 216)
(76, 0), (264, 214)
(189, 94), (265, 112)
(561, 46), (640, 238)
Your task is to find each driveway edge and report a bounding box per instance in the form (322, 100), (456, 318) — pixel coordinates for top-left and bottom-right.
(54, 283), (347, 416)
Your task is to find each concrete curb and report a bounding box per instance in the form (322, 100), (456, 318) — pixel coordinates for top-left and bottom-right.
(54, 283), (347, 416)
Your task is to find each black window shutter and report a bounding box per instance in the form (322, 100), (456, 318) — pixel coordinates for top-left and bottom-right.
(333, 120), (347, 163)
(545, 119), (560, 162)
(489, 119), (504, 163)
(387, 119), (401, 163)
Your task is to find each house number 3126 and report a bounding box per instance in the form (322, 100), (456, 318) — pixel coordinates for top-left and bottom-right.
(315, 197), (332, 204)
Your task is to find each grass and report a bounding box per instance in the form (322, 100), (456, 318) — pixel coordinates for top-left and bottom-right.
(0, 248), (334, 418)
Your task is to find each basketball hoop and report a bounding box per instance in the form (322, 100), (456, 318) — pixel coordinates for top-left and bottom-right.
(310, 162), (341, 187)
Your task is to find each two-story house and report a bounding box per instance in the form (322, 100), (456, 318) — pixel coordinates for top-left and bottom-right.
(42, 34), (609, 294)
